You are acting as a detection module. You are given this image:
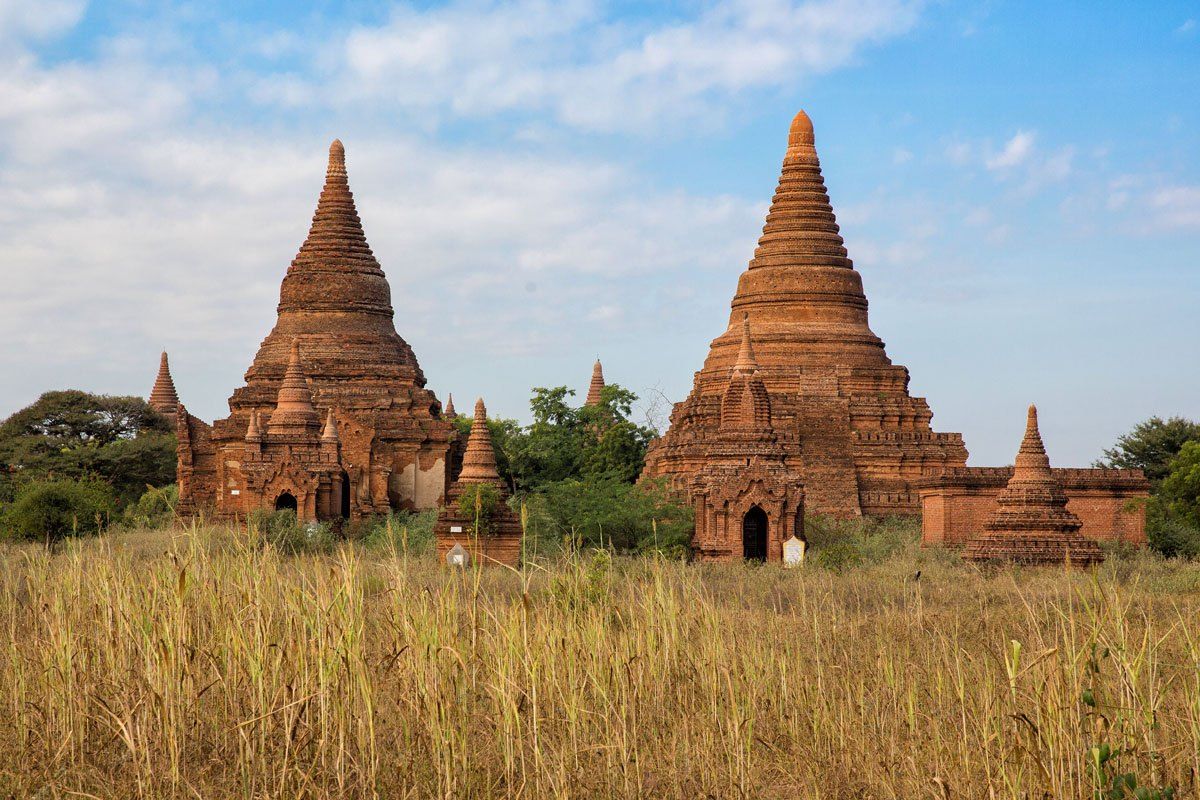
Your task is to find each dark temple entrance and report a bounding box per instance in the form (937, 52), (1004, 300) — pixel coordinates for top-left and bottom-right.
(275, 492), (298, 513)
(742, 505), (768, 562)
(340, 471), (351, 519)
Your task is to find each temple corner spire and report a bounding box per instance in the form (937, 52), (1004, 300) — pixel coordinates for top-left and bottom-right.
(586, 359), (606, 406)
(149, 351), (180, 415)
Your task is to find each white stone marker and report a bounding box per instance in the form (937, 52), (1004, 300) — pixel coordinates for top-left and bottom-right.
(446, 542), (470, 568)
(783, 535), (806, 568)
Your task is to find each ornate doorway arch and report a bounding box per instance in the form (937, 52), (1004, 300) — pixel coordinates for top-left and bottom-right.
(275, 492), (298, 513)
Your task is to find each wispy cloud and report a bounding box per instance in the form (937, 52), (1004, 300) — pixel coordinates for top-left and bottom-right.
(985, 130), (1035, 170)
(273, 0), (927, 135)
(1149, 185), (1200, 230)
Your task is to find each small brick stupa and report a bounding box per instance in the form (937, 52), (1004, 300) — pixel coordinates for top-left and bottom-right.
(435, 399), (523, 566)
(585, 359), (605, 406)
(689, 315), (804, 561)
(173, 139), (453, 521)
(237, 340), (346, 519)
(643, 110), (966, 541)
(962, 406), (1103, 567)
(148, 352), (179, 415)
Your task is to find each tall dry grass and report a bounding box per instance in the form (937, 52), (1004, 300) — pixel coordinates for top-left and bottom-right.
(1, 524), (1200, 798)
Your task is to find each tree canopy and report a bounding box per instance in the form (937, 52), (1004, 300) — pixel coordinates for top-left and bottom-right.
(0, 391), (176, 506)
(452, 383), (684, 554)
(1097, 416), (1200, 484)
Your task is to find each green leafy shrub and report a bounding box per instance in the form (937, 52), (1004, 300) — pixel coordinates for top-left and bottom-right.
(456, 483), (502, 534)
(1146, 514), (1200, 559)
(0, 477), (116, 547)
(521, 476), (692, 557)
(248, 509), (335, 554)
(804, 514), (917, 567)
(814, 541), (864, 572)
(121, 484), (179, 529)
(359, 510), (437, 555)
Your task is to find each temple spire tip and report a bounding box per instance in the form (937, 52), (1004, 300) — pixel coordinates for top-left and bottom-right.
(327, 139), (346, 178)
(789, 109), (815, 147)
(734, 314), (757, 373)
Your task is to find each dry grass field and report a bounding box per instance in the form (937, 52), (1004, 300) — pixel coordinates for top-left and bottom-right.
(2, 523), (1200, 798)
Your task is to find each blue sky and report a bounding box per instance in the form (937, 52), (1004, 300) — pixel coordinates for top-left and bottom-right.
(0, 0), (1197, 466)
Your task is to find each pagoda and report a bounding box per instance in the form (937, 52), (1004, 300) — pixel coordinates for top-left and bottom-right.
(173, 140), (453, 521)
(585, 360), (606, 405)
(643, 110), (967, 541)
(962, 406), (1103, 566)
(434, 399), (524, 566)
(148, 352), (179, 415)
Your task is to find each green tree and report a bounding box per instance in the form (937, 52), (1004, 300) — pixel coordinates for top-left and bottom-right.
(0, 391), (176, 505)
(509, 387), (585, 490)
(1156, 441), (1200, 529)
(579, 385), (656, 483)
(1097, 416), (1200, 484)
(0, 477), (116, 548)
(506, 384), (656, 491)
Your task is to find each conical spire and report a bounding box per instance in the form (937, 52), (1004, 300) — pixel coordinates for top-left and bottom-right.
(721, 315), (771, 432)
(277, 139), (392, 316)
(321, 408), (340, 442)
(733, 314), (757, 374)
(444, 393), (457, 418)
(585, 359), (606, 406)
(696, 108), (888, 394)
(457, 398), (502, 484)
(149, 351), (180, 415)
(267, 339), (320, 434)
(1012, 404), (1052, 479)
(749, 109), (851, 273)
(245, 410), (263, 442)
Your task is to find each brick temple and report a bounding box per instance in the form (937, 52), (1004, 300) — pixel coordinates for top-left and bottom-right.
(642, 109), (968, 557)
(958, 406), (1105, 566)
(172, 140), (454, 522)
(917, 407), (1148, 552)
(434, 398), (523, 566)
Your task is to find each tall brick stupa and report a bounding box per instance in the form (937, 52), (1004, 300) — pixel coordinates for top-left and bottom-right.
(174, 140), (453, 521)
(643, 110), (967, 546)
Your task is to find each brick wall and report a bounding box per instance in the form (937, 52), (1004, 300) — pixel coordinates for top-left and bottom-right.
(917, 467), (1149, 547)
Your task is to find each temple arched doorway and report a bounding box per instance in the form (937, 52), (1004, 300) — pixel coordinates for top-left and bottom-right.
(742, 505), (768, 562)
(275, 492), (298, 513)
(339, 471), (351, 519)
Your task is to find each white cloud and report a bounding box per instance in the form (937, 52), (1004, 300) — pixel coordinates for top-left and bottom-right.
(0, 0), (85, 43)
(1149, 186), (1200, 230)
(985, 130), (1035, 170)
(1177, 18), (1196, 35)
(313, 0), (926, 134)
(0, 16), (768, 420)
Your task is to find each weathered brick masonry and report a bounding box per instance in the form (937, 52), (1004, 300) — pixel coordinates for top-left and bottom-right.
(643, 109), (967, 558)
(918, 466), (1149, 548)
(172, 140), (454, 522)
